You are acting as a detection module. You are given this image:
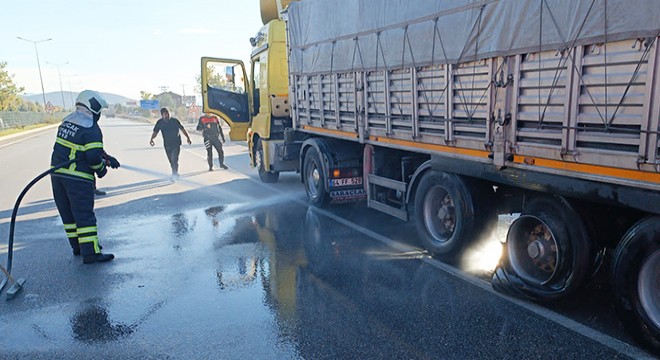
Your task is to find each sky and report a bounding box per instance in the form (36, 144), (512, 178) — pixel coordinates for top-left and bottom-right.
(0, 0), (263, 100)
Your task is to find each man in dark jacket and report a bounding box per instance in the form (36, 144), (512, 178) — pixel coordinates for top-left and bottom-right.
(50, 90), (119, 264)
(197, 112), (227, 170)
(149, 107), (192, 179)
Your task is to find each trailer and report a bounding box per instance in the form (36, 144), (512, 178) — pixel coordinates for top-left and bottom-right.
(202, 0), (660, 353)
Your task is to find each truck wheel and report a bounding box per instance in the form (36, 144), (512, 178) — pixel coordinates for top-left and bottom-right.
(255, 139), (279, 183)
(304, 147), (329, 207)
(413, 171), (478, 260)
(496, 196), (591, 301)
(611, 216), (660, 353)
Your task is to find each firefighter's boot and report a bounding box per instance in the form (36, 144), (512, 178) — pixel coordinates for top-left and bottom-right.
(78, 226), (112, 264)
(83, 253), (115, 264)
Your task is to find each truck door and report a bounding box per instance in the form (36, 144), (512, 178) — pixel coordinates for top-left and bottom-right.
(201, 57), (251, 141)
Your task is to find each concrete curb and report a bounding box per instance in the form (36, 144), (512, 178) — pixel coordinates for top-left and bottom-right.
(0, 123), (60, 142)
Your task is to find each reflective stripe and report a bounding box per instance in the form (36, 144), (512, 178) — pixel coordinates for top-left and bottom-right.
(90, 161), (105, 170)
(78, 235), (99, 244)
(55, 138), (104, 152)
(77, 226), (97, 234)
(66, 233), (77, 238)
(53, 167), (95, 181)
(56, 137), (86, 151)
(63, 223), (77, 230)
(85, 142), (103, 150)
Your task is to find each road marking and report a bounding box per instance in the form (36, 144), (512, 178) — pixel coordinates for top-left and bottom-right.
(238, 166), (655, 359)
(315, 207), (655, 359)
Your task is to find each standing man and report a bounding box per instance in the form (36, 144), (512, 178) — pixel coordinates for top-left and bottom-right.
(197, 112), (228, 171)
(149, 107), (192, 179)
(50, 90), (119, 264)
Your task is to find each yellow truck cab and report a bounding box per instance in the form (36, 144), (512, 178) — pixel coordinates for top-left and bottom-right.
(202, 19), (296, 183)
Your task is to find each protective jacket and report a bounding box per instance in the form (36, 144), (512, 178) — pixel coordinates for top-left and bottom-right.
(197, 115), (225, 141)
(51, 106), (107, 182)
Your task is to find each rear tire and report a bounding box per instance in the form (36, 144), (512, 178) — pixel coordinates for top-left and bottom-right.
(495, 196), (592, 301)
(304, 147), (329, 207)
(413, 171), (478, 260)
(611, 216), (660, 354)
(255, 139), (279, 183)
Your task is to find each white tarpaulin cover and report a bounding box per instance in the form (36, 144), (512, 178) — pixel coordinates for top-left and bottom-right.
(286, 0), (660, 74)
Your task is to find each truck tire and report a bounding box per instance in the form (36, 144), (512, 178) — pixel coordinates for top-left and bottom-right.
(495, 196), (592, 301)
(255, 139), (279, 183)
(304, 147), (330, 207)
(611, 216), (660, 354)
(413, 171), (479, 260)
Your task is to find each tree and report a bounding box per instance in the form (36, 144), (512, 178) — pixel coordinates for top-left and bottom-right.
(140, 91), (154, 100)
(18, 100), (41, 112)
(0, 61), (25, 111)
(155, 92), (177, 109)
(114, 103), (125, 114)
(196, 63), (242, 94)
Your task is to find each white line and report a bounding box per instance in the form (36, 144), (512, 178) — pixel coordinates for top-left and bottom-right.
(240, 166), (655, 359)
(183, 147), (208, 161)
(318, 207), (655, 358)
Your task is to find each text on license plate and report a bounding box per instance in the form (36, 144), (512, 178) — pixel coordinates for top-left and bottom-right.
(330, 177), (363, 187)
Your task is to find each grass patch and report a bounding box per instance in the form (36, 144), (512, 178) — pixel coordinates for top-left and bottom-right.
(0, 123), (53, 138)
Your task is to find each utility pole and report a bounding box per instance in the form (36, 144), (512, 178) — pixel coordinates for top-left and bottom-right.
(65, 74), (78, 108)
(17, 37), (52, 110)
(47, 61), (69, 110)
(181, 84), (187, 106)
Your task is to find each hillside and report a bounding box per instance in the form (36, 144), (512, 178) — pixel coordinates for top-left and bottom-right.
(22, 91), (136, 108)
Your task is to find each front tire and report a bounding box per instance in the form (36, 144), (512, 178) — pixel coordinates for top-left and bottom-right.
(611, 216), (660, 354)
(255, 139), (279, 183)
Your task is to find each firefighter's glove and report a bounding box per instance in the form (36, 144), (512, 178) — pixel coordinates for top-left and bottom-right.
(103, 154), (121, 169)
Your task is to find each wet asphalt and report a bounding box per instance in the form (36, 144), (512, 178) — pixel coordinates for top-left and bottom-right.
(0, 118), (656, 359)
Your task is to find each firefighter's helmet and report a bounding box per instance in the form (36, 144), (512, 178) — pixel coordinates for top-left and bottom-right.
(76, 90), (108, 115)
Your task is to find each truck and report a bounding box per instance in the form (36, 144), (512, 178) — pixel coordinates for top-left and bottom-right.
(202, 0), (660, 353)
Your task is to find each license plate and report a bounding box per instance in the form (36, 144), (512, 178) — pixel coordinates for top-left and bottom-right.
(330, 177), (363, 187)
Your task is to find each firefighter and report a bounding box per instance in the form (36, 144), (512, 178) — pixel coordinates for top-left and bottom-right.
(50, 90), (119, 264)
(197, 112), (227, 171)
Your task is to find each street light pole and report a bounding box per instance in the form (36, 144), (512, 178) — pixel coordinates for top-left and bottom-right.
(181, 84), (187, 106)
(17, 36), (52, 110)
(65, 74), (78, 108)
(47, 61), (69, 110)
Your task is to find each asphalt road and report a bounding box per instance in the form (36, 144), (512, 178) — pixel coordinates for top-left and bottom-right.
(0, 117), (656, 359)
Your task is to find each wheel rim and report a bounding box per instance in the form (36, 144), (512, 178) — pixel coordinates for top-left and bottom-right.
(306, 160), (321, 198)
(507, 215), (559, 286)
(423, 185), (456, 244)
(638, 249), (660, 330)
